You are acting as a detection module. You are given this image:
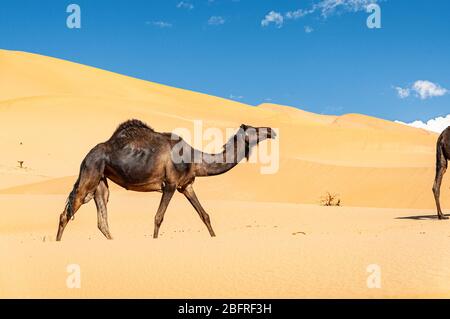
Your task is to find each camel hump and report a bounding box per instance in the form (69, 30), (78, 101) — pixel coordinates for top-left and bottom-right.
(110, 119), (155, 139)
(443, 126), (450, 136)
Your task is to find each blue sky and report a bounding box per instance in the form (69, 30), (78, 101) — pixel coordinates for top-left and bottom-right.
(0, 0), (449, 126)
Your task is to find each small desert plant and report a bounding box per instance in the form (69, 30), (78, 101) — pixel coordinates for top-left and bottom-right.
(17, 161), (24, 169)
(320, 192), (341, 207)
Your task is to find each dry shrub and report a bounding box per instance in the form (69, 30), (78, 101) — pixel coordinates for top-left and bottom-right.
(320, 192), (341, 206)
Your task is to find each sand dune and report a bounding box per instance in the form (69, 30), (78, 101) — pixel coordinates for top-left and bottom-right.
(0, 49), (446, 208)
(1, 49), (449, 298)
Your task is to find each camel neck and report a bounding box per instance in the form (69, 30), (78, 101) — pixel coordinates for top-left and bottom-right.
(194, 136), (249, 177)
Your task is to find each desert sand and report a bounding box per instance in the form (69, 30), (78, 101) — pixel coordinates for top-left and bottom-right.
(0, 49), (449, 298)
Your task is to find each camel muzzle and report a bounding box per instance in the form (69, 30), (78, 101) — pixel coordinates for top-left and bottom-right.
(270, 129), (277, 139)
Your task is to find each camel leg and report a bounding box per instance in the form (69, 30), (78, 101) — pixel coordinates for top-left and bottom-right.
(182, 185), (216, 237)
(433, 156), (448, 220)
(56, 148), (106, 241)
(57, 208), (73, 242)
(153, 185), (176, 239)
(95, 178), (113, 240)
(56, 183), (97, 241)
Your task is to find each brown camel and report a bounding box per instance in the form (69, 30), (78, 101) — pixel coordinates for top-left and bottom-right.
(56, 119), (276, 241)
(433, 126), (450, 220)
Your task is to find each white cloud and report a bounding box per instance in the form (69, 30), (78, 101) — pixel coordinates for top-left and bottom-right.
(230, 94), (244, 100)
(286, 9), (310, 20)
(208, 16), (225, 26)
(394, 81), (447, 100)
(316, 0), (380, 18)
(304, 26), (314, 33)
(148, 21), (173, 28)
(412, 80), (448, 100)
(395, 86), (410, 99)
(265, 0), (381, 28)
(396, 115), (450, 133)
(177, 1), (194, 10)
(261, 11), (284, 28)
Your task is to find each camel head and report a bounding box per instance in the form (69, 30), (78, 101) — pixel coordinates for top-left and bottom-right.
(239, 124), (277, 161)
(240, 124), (277, 144)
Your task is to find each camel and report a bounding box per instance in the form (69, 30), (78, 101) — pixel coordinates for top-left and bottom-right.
(56, 119), (276, 241)
(433, 126), (450, 220)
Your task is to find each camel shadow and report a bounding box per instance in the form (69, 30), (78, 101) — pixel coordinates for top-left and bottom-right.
(396, 214), (450, 221)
